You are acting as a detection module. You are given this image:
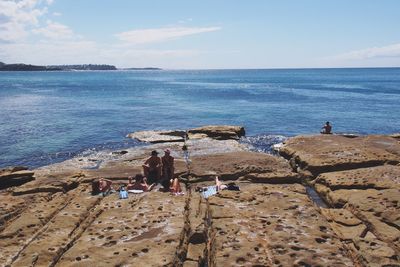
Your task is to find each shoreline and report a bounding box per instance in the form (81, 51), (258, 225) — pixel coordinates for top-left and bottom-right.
(1, 129), (388, 171)
(1, 125), (399, 265)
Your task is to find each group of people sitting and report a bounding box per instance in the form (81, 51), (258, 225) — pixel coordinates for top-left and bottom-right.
(91, 148), (183, 197)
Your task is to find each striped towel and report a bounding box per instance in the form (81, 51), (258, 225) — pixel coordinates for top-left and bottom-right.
(201, 186), (218, 199)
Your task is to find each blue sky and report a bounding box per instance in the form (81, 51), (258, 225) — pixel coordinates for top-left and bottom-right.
(1, 0), (399, 68)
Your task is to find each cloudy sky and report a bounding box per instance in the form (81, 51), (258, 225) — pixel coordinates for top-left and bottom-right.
(1, 0), (399, 69)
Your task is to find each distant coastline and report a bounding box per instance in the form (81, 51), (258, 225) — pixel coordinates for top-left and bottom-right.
(0, 62), (161, 71)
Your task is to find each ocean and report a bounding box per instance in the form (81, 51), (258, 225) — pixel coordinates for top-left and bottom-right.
(1, 68), (399, 169)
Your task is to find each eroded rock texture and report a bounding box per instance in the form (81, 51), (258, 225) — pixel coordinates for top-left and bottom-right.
(1, 133), (399, 266)
(280, 134), (400, 176)
(281, 134), (400, 266)
(126, 125), (245, 143)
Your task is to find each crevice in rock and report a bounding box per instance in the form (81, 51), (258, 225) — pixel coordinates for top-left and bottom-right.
(381, 219), (400, 232)
(309, 161), (399, 177)
(49, 201), (104, 267)
(347, 205), (400, 255)
(0, 207), (25, 232)
(171, 190), (192, 267)
(315, 181), (389, 191)
(304, 186), (329, 208)
(199, 200), (216, 267)
(7, 190), (80, 266)
(279, 150), (400, 178)
(0, 176), (35, 190)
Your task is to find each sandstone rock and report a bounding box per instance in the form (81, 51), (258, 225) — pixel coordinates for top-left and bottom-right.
(320, 208), (367, 240)
(12, 173), (83, 196)
(353, 237), (399, 267)
(56, 190), (187, 266)
(4, 132), (400, 266)
(243, 171), (300, 183)
(314, 183), (400, 253)
(126, 125), (246, 143)
(12, 186), (100, 267)
(0, 191), (77, 265)
(0, 167), (35, 190)
(315, 165), (400, 190)
(389, 133), (400, 139)
(206, 184), (354, 266)
(177, 151), (298, 183)
(188, 125), (245, 140)
(280, 134), (400, 175)
(126, 130), (185, 143)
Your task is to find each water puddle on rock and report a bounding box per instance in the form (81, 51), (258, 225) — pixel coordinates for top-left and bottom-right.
(305, 186), (328, 208)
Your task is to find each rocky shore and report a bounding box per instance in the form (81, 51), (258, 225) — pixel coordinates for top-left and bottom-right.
(0, 126), (399, 266)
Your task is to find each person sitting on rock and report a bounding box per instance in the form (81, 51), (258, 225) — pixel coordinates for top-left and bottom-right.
(169, 177), (184, 195)
(98, 178), (113, 196)
(130, 174), (155, 192)
(320, 121), (332, 134)
(142, 150), (162, 184)
(127, 176), (135, 190)
(161, 149), (174, 188)
(91, 179), (101, 195)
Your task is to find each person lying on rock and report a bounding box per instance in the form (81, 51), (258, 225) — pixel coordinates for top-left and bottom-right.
(169, 178), (184, 195)
(129, 174), (155, 192)
(320, 121), (332, 134)
(142, 150), (162, 184)
(98, 178), (113, 196)
(195, 176), (240, 198)
(162, 149), (174, 181)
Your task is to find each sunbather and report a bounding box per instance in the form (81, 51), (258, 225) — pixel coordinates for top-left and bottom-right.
(98, 178), (113, 196)
(169, 178), (184, 195)
(129, 174), (155, 192)
(195, 176), (240, 198)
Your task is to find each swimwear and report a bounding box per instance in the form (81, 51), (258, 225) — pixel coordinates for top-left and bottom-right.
(201, 186), (218, 199)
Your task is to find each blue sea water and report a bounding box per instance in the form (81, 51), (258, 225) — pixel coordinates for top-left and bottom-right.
(1, 68), (400, 169)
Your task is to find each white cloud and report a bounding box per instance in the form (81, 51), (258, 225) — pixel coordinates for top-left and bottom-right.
(327, 43), (400, 61)
(0, 2), (223, 69)
(32, 20), (76, 39)
(0, 0), (50, 42)
(115, 26), (221, 45)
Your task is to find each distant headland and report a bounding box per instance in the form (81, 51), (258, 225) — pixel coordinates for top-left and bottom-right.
(0, 62), (161, 71)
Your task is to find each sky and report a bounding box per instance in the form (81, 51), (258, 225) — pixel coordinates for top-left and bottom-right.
(0, 0), (400, 69)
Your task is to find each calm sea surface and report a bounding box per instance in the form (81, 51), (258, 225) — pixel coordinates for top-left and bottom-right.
(1, 68), (399, 168)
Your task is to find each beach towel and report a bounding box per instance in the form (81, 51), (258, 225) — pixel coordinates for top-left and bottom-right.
(128, 189), (144, 194)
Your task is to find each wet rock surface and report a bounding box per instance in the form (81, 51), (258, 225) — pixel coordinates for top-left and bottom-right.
(1, 131), (399, 266)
